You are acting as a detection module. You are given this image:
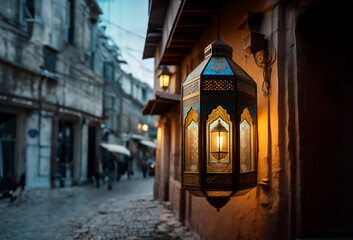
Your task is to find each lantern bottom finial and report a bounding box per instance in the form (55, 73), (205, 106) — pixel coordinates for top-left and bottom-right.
(206, 197), (230, 211)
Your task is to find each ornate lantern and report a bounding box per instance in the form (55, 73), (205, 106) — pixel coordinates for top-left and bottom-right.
(182, 39), (258, 211)
(158, 66), (171, 91)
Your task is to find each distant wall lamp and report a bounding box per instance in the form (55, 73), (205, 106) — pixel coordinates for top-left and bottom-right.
(158, 66), (171, 91)
(138, 123), (149, 132)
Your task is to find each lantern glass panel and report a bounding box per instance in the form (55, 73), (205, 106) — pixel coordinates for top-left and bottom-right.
(159, 74), (170, 89)
(240, 107), (255, 173)
(184, 108), (199, 173)
(210, 120), (229, 161)
(206, 106), (232, 173)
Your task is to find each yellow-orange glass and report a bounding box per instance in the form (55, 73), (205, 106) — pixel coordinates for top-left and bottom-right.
(210, 121), (229, 161)
(240, 107), (255, 173)
(159, 74), (170, 90)
(184, 107), (199, 173)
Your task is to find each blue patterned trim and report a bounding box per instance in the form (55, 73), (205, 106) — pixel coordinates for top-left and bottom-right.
(203, 57), (234, 75)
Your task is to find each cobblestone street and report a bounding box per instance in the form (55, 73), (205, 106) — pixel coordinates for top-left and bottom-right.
(0, 176), (199, 240)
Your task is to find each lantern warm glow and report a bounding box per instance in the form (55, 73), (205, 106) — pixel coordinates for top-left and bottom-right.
(158, 66), (172, 91)
(210, 119), (229, 161)
(159, 74), (170, 90)
(142, 124), (149, 132)
(181, 39), (258, 211)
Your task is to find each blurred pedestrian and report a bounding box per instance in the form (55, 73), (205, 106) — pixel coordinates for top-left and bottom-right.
(94, 157), (103, 188)
(116, 155), (126, 182)
(107, 154), (116, 190)
(146, 156), (154, 176)
(127, 156), (133, 180)
(141, 156), (148, 178)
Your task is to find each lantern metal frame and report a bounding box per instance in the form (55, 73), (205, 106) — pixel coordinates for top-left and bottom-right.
(181, 39), (258, 211)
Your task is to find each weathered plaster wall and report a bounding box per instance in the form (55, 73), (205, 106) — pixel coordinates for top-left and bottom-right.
(153, 0), (353, 238)
(0, 0), (103, 188)
(176, 0), (287, 239)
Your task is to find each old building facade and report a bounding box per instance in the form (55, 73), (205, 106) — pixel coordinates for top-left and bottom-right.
(143, 0), (353, 239)
(0, 0), (103, 188)
(94, 26), (156, 173)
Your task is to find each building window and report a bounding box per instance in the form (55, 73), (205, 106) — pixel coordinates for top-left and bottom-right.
(44, 47), (56, 73)
(90, 52), (95, 70)
(57, 120), (74, 180)
(142, 89), (146, 101)
(19, 0), (35, 24)
(65, 0), (75, 45)
(0, 112), (16, 181)
(25, 0), (35, 18)
(103, 61), (114, 83)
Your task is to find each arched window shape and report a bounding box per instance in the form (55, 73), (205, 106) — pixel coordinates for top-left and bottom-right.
(206, 106), (232, 173)
(185, 107), (199, 173)
(240, 107), (255, 173)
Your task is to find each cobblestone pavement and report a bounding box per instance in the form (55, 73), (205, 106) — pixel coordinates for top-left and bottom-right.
(0, 175), (200, 240)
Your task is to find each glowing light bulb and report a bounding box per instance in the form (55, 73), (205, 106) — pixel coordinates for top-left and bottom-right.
(217, 136), (223, 150)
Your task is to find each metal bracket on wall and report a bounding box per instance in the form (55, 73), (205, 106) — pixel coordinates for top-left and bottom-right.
(259, 178), (270, 190)
(253, 36), (276, 96)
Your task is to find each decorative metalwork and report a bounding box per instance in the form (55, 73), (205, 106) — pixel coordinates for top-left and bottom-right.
(185, 108), (199, 173)
(239, 104), (256, 122)
(206, 191), (233, 197)
(203, 79), (233, 91)
(183, 96), (199, 108)
(240, 106), (254, 123)
(184, 58), (209, 84)
(181, 39), (258, 210)
(184, 174), (199, 185)
(239, 173), (257, 189)
(183, 104), (199, 124)
(203, 57), (233, 75)
(206, 175), (232, 185)
(240, 107), (254, 173)
(227, 58), (253, 81)
(253, 35), (276, 96)
(206, 106), (232, 173)
(183, 81), (200, 97)
(237, 80), (256, 96)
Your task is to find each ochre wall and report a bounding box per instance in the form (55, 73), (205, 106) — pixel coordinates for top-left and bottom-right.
(153, 0), (353, 238)
(178, 0), (288, 239)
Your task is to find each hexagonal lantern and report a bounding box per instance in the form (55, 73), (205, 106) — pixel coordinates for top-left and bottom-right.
(181, 39), (258, 211)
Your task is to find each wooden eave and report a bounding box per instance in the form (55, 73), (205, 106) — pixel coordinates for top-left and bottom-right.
(142, 91), (180, 115)
(159, 0), (217, 66)
(143, 0), (171, 59)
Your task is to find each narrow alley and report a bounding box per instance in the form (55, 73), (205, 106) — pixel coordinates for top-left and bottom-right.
(0, 176), (199, 240)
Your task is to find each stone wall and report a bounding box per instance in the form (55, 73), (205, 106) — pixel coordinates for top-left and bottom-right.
(0, 0), (103, 188)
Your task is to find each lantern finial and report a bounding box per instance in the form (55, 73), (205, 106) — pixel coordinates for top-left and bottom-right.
(204, 39), (233, 59)
(206, 197), (230, 211)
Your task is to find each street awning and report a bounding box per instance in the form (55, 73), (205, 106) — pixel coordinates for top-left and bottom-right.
(142, 91), (180, 115)
(140, 140), (156, 149)
(131, 134), (146, 140)
(100, 143), (131, 157)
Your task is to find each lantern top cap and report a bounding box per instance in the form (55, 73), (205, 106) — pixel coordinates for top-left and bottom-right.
(204, 39), (233, 59)
(157, 66), (172, 78)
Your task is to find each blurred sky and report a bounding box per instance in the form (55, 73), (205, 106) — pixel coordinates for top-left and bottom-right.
(97, 0), (154, 87)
